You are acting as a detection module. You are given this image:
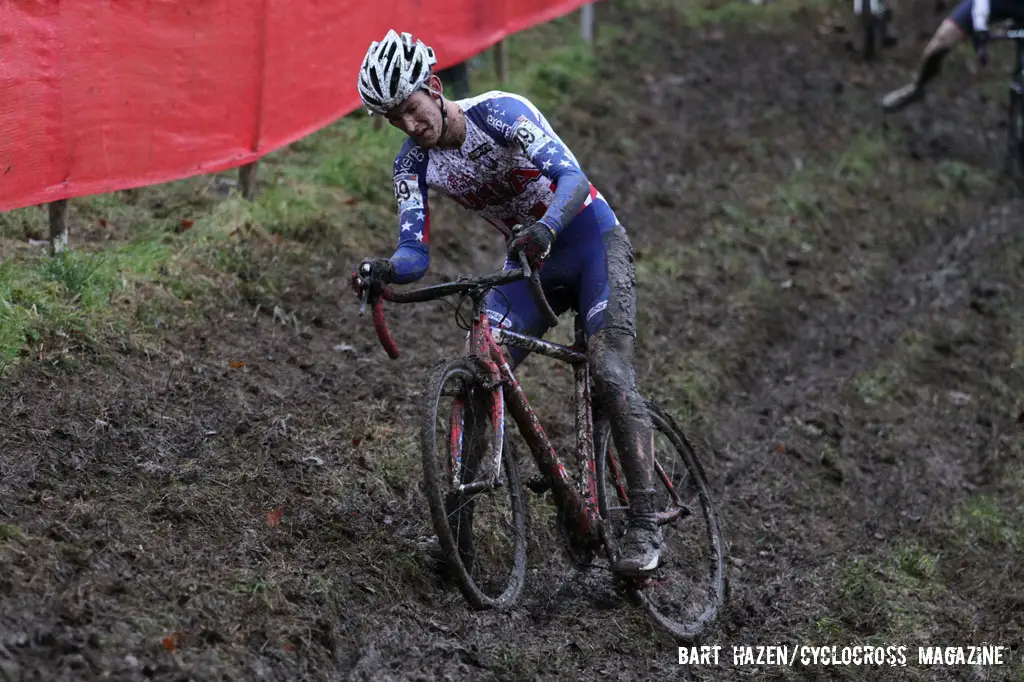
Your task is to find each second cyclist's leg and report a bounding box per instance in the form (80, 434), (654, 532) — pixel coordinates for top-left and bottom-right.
(882, 13), (967, 112)
(580, 224), (661, 576)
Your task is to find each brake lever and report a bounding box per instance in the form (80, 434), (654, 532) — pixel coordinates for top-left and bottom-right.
(359, 285), (371, 316)
(519, 252), (533, 279)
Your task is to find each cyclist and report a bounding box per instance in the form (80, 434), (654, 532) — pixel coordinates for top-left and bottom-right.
(351, 29), (662, 577)
(881, 0), (1003, 111)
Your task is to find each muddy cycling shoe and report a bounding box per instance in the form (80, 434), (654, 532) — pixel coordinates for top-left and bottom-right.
(881, 83), (922, 113)
(612, 489), (663, 577)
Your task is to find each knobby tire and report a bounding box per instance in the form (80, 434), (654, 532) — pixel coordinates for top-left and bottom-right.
(420, 356), (528, 610)
(595, 400), (727, 642)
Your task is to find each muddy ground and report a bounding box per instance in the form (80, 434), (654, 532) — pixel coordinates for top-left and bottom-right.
(2, 1), (1023, 680)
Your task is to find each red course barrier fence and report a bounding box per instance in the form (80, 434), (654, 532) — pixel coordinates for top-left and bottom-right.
(0, 0), (590, 213)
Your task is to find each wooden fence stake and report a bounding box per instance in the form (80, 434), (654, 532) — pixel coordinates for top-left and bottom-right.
(239, 161), (258, 200)
(494, 40), (508, 82)
(581, 4), (596, 43)
(48, 199), (69, 254)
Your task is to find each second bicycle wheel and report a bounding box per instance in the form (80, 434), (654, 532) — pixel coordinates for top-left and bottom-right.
(596, 401), (727, 641)
(420, 356), (527, 610)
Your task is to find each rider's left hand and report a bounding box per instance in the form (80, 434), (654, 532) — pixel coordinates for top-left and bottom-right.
(351, 257), (395, 299)
(973, 29), (990, 66)
(509, 223), (555, 267)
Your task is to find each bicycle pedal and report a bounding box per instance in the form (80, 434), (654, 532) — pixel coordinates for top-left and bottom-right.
(525, 475), (551, 494)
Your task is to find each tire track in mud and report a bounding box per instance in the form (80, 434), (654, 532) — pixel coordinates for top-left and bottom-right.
(701, 200), (1023, 645)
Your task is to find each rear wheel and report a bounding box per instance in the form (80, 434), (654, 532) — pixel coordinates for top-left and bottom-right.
(420, 356), (527, 610)
(596, 401), (727, 641)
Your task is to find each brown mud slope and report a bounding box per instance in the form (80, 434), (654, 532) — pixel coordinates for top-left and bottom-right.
(2, 1), (1023, 680)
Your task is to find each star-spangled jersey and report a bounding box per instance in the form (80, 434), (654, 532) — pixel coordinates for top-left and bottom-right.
(387, 90), (619, 284)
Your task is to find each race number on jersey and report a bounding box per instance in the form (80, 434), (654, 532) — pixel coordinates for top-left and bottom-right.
(394, 173), (424, 213)
(511, 116), (554, 158)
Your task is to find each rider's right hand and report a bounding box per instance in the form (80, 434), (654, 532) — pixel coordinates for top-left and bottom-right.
(508, 223), (555, 269)
(351, 257), (395, 299)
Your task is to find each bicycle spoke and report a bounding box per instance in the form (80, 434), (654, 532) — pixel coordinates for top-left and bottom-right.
(421, 357), (527, 610)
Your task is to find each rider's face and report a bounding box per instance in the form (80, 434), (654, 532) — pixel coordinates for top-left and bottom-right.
(386, 79), (443, 148)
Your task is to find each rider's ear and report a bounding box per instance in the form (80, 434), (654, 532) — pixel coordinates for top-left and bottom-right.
(426, 74), (444, 99)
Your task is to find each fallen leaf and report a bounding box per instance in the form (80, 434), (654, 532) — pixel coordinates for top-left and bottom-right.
(161, 632), (183, 651)
(98, 219), (108, 227)
(775, 443), (786, 454)
(352, 437), (361, 448)
(229, 360), (246, 369)
(266, 506), (283, 528)
(180, 219), (194, 230)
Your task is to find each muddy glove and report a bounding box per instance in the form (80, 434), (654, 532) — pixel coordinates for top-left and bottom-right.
(351, 257), (395, 299)
(973, 29), (989, 66)
(508, 223), (555, 268)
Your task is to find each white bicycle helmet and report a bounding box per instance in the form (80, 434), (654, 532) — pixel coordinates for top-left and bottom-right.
(358, 30), (438, 116)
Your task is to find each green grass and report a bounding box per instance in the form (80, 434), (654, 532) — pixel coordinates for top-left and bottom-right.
(0, 523), (26, 543)
(956, 493), (1024, 550)
(829, 543), (948, 640)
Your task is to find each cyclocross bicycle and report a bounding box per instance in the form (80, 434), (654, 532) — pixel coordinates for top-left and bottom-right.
(355, 254), (727, 641)
(990, 23), (1024, 177)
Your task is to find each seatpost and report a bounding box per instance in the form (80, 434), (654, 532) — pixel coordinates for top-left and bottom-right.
(573, 314), (586, 350)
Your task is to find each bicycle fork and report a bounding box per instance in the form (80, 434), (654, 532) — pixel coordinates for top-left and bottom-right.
(450, 372), (506, 496)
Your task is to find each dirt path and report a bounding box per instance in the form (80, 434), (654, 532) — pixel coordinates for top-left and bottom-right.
(2, 1), (1022, 681)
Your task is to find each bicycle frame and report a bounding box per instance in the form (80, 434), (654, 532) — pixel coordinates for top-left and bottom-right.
(362, 265), (691, 540)
(454, 287), (606, 550)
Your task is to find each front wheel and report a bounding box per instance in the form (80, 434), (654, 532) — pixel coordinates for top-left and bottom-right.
(595, 401), (727, 641)
(420, 356), (528, 610)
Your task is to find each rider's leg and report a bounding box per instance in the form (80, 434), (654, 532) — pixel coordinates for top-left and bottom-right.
(486, 217), (661, 575)
(882, 13), (967, 112)
(482, 273), (571, 371)
(578, 224), (661, 576)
